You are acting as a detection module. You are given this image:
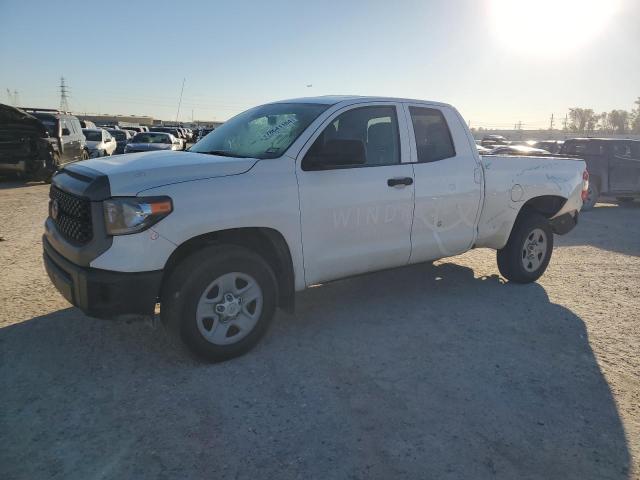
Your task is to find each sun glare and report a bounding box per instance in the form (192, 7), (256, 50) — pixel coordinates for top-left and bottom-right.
(488, 0), (621, 57)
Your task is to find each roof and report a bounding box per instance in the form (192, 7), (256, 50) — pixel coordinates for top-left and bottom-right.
(82, 128), (106, 132)
(270, 95), (452, 107)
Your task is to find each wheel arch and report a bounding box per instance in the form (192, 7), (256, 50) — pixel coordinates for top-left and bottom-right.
(161, 227), (295, 312)
(517, 195), (567, 220)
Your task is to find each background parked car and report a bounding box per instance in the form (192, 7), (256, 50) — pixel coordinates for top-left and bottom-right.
(79, 119), (97, 129)
(194, 127), (214, 142)
(481, 134), (509, 147)
(476, 144), (491, 154)
(23, 108), (88, 171)
(488, 145), (550, 156)
(106, 128), (133, 154)
(560, 138), (640, 209)
(82, 128), (117, 157)
(534, 140), (564, 154)
(149, 127), (186, 149)
(124, 131), (182, 153)
(0, 104), (59, 179)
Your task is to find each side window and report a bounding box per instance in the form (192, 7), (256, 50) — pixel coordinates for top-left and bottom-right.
(61, 119), (71, 136)
(303, 106), (400, 170)
(408, 107), (455, 163)
(613, 142), (631, 157)
(72, 119), (82, 135)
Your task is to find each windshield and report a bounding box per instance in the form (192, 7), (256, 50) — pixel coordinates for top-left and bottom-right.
(83, 130), (102, 141)
(32, 115), (58, 136)
(132, 133), (171, 144)
(190, 103), (330, 159)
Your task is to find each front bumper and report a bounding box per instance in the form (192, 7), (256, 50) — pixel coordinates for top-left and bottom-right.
(43, 236), (162, 319)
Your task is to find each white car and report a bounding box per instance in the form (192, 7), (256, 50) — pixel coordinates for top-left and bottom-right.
(82, 128), (117, 157)
(124, 132), (182, 153)
(44, 96), (588, 361)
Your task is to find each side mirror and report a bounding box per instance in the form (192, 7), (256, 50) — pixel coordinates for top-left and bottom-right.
(302, 139), (366, 171)
(61, 128), (71, 136)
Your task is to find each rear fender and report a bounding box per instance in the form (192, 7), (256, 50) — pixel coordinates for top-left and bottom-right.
(475, 156), (585, 249)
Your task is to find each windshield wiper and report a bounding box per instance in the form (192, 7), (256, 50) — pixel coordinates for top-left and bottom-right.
(200, 150), (247, 158)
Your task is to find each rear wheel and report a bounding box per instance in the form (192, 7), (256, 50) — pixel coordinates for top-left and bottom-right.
(581, 181), (599, 210)
(497, 211), (554, 283)
(161, 245), (277, 362)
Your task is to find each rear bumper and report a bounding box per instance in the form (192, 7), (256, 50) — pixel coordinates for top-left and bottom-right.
(550, 211), (578, 235)
(43, 236), (162, 319)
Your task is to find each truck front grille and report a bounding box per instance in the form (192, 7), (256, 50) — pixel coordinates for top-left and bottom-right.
(49, 186), (93, 245)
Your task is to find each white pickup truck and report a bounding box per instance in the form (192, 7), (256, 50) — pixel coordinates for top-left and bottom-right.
(43, 96), (588, 361)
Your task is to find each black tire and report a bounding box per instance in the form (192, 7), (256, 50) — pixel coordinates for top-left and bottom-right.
(581, 180), (599, 211)
(161, 245), (277, 362)
(42, 152), (60, 184)
(497, 211), (554, 284)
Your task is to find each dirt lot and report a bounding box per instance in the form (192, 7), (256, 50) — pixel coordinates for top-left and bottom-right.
(1, 179), (638, 480)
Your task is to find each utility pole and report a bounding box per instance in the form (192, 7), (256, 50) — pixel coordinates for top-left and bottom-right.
(549, 113), (555, 130)
(563, 114), (568, 132)
(175, 78), (186, 123)
(59, 76), (70, 112)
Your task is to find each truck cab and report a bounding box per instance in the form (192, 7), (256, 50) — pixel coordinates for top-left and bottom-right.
(43, 96), (587, 361)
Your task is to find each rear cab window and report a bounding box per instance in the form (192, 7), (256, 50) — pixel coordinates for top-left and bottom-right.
(408, 106), (455, 163)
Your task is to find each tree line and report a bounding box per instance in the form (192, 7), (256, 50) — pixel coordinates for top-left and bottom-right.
(569, 97), (640, 134)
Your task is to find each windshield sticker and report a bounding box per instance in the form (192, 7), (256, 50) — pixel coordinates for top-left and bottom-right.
(260, 118), (297, 141)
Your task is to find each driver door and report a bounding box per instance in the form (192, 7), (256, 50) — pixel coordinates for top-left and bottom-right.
(296, 103), (414, 285)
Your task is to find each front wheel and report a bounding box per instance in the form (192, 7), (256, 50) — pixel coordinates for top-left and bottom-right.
(161, 245), (277, 362)
(497, 211), (554, 283)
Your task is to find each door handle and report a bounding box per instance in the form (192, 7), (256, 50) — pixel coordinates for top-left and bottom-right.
(387, 177), (413, 187)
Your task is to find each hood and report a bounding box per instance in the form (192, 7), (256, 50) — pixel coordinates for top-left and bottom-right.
(0, 103), (48, 136)
(70, 150), (258, 195)
(127, 142), (172, 151)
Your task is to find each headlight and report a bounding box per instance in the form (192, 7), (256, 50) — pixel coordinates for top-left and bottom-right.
(103, 196), (173, 235)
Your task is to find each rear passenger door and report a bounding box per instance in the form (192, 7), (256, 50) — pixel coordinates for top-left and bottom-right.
(609, 141), (640, 193)
(296, 103), (415, 285)
(403, 104), (483, 263)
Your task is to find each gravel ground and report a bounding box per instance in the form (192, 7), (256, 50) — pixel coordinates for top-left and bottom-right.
(1, 179), (638, 480)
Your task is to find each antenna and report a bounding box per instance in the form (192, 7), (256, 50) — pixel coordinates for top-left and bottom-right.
(175, 78), (186, 123)
(59, 76), (70, 112)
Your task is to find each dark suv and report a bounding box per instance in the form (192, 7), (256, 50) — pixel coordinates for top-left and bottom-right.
(560, 138), (640, 209)
(0, 105), (88, 181)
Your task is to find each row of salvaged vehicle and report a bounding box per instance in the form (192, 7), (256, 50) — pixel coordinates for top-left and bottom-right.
(0, 104), (213, 181)
(476, 134), (640, 209)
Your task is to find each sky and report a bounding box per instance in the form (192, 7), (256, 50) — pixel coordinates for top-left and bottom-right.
(1, 0), (638, 128)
